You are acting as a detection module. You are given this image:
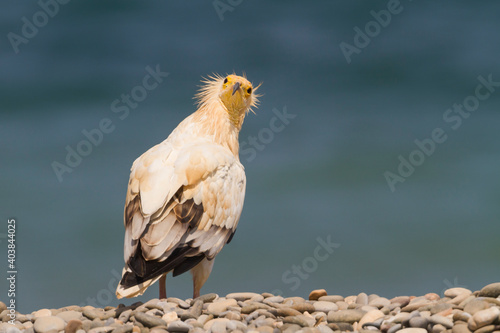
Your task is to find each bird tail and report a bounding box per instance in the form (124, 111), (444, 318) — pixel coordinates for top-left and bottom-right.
(115, 267), (162, 299)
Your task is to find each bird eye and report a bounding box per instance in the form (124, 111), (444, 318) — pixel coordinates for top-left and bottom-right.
(247, 87), (252, 94)
(223, 78), (228, 84)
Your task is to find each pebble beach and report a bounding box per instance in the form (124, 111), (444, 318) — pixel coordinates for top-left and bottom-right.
(1, 282), (500, 333)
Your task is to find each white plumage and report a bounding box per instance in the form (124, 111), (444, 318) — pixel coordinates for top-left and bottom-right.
(116, 74), (258, 299)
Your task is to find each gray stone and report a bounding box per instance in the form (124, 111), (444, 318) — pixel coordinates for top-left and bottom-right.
(82, 308), (109, 320)
(397, 329), (427, 333)
(167, 320), (192, 332)
(241, 303), (271, 314)
(369, 297), (391, 308)
(271, 307), (302, 317)
(313, 301), (338, 313)
(143, 299), (162, 310)
(57, 310), (83, 322)
(291, 303), (315, 313)
(318, 295), (344, 303)
(390, 296), (411, 307)
(204, 318), (229, 332)
(472, 306), (500, 329)
(409, 316), (428, 328)
(133, 311), (167, 328)
(357, 293), (369, 305)
(452, 323), (472, 333)
(33, 309), (52, 318)
(479, 283), (500, 298)
(430, 303), (453, 315)
(0, 324), (22, 333)
(358, 309), (384, 328)
(64, 319), (83, 333)
(327, 309), (366, 323)
(166, 298), (190, 309)
(283, 316), (310, 327)
(464, 300), (490, 315)
(281, 323), (302, 332)
(387, 324), (402, 333)
(207, 298), (237, 314)
(431, 324), (447, 333)
(111, 325), (133, 333)
(226, 292), (261, 301)
(474, 325), (496, 333)
(33, 316), (65, 333)
(429, 315), (453, 329)
(0, 302), (6, 314)
(88, 327), (115, 333)
(189, 300), (203, 317)
(264, 296), (284, 304)
(444, 288), (472, 298)
(194, 293), (218, 303)
(118, 309), (132, 323)
(453, 311), (472, 322)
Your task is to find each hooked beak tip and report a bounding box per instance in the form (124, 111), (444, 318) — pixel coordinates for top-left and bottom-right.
(232, 82), (241, 96)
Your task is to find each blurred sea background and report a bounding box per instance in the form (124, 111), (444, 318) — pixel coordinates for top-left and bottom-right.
(1, 1), (499, 313)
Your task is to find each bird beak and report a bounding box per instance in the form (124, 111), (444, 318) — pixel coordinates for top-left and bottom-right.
(232, 82), (241, 96)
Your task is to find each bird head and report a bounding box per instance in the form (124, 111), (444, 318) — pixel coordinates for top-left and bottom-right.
(196, 74), (260, 130)
(219, 74), (254, 112)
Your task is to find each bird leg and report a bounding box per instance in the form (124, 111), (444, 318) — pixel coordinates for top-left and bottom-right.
(159, 274), (167, 299)
(191, 258), (215, 300)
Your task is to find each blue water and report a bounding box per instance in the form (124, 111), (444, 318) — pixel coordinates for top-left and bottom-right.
(1, 1), (499, 313)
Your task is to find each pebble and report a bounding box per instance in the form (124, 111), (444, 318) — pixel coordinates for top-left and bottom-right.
(387, 323), (402, 333)
(0, 302), (7, 313)
(432, 324), (447, 333)
(478, 283), (500, 298)
(452, 323), (472, 333)
(398, 328), (428, 333)
(33, 309), (52, 318)
(282, 315), (311, 327)
(327, 309), (366, 323)
(429, 314), (454, 329)
(313, 301), (338, 313)
(57, 310), (84, 322)
(464, 300), (490, 315)
(88, 327), (115, 333)
(430, 303), (453, 315)
(194, 293), (218, 303)
(264, 296), (284, 304)
(7, 282), (500, 333)
(167, 320), (192, 332)
(207, 298), (237, 314)
(33, 316), (66, 333)
(161, 311), (178, 324)
(309, 289), (328, 301)
(319, 295), (344, 303)
(475, 325), (497, 333)
(358, 309), (384, 328)
(445, 288), (472, 298)
(409, 316), (429, 328)
(357, 293), (369, 305)
(64, 319), (83, 333)
(133, 311), (167, 328)
(82, 307), (109, 320)
(369, 297), (391, 308)
(204, 318), (229, 331)
(110, 325), (133, 333)
(291, 303), (316, 313)
(226, 292), (262, 301)
(470, 306), (500, 329)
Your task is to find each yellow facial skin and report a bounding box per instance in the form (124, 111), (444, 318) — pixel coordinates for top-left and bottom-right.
(219, 75), (254, 121)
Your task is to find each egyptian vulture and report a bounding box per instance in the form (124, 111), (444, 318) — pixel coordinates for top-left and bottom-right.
(116, 74), (259, 299)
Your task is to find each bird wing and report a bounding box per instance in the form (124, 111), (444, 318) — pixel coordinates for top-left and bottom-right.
(118, 139), (246, 296)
